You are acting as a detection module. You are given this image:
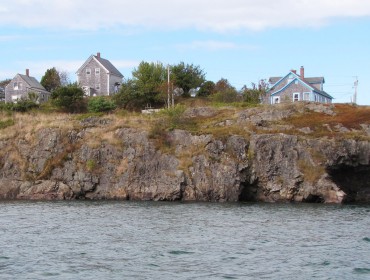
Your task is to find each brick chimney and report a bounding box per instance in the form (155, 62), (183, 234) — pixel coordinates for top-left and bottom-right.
(300, 66), (305, 79)
(291, 69), (297, 74)
(97, 52), (101, 58)
(26, 69), (29, 77)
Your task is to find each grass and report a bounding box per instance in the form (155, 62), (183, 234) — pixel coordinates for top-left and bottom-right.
(0, 119), (15, 129)
(276, 103), (370, 138)
(298, 159), (326, 184)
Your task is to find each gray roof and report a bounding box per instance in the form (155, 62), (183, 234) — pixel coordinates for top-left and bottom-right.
(19, 74), (48, 92)
(313, 89), (333, 99)
(268, 77), (281, 84)
(94, 55), (123, 78)
(269, 76), (325, 86)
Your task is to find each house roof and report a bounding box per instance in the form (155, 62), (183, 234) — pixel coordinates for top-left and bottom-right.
(18, 74), (48, 92)
(77, 54), (124, 78)
(269, 76), (325, 85)
(94, 55), (123, 78)
(269, 73), (333, 99)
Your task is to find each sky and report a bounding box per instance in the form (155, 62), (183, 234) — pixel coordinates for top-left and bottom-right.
(0, 0), (369, 105)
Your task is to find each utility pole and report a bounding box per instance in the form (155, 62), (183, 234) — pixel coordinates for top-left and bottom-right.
(167, 65), (170, 109)
(353, 77), (358, 105)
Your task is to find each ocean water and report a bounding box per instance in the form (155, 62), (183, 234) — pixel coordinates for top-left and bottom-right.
(0, 201), (369, 280)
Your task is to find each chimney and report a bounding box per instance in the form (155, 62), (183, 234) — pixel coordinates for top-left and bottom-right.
(291, 69), (296, 74)
(97, 52), (101, 58)
(300, 66), (305, 79)
(26, 69), (30, 77)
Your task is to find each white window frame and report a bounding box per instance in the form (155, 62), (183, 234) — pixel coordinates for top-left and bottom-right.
(95, 83), (101, 90)
(13, 82), (18, 90)
(273, 96), (280, 104)
(293, 92), (300, 102)
(86, 68), (91, 75)
(303, 92), (310, 101)
(95, 68), (100, 75)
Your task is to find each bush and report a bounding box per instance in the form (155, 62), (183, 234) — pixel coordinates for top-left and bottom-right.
(211, 89), (241, 103)
(87, 96), (116, 113)
(0, 99), (39, 112)
(51, 84), (86, 113)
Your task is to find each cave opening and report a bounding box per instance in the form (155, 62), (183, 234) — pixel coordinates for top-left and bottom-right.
(327, 165), (370, 203)
(239, 182), (259, 202)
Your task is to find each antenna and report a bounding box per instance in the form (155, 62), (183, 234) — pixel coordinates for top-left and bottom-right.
(353, 77), (358, 104)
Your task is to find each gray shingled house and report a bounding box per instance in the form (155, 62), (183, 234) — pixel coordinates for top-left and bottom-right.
(76, 52), (123, 96)
(5, 69), (50, 103)
(265, 66), (333, 105)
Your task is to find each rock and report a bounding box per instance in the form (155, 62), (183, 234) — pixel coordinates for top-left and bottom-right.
(0, 104), (369, 203)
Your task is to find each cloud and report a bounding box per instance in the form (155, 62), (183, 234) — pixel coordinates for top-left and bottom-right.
(0, 0), (370, 31)
(176, 40), (258, 51)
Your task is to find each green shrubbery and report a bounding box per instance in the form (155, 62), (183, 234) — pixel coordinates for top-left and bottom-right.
(87, 96), (116, 113)
(0, 99), (39, 112)
(51, 84), (85, 113)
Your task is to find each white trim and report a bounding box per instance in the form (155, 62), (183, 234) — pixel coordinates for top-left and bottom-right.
(293, 92), (300, 102)
(107, 74), (110, 95)
(303, 91), (310, 101)
(272, 96), (280, 104)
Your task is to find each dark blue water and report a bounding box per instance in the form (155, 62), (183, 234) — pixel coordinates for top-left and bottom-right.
(0, 201), (369, 279)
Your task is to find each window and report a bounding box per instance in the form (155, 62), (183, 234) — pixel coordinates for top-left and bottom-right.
(13, 82), (18, 90)
(304, 92), (310, 101)
(273, 97), (280, 104)
(95, 84), (100, 90)
(293, 93), (299, 102)
(95, 68), (100, 75)
(86, 68), (91, 75)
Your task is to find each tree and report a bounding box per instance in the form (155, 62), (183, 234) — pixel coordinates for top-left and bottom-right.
(171, 62), (206, 96)
(197, 81), (216, 97)
(0, 79), (11, 89)
(51, 84), (85, 113)
(240, 80), (269, 104)
(114, 61), (167, 109)
(215, 78), (235, 93)
(212, 78), (240, 103)
(41, 67), (61, 92)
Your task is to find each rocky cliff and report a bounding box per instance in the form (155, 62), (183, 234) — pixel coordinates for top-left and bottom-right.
(0, 103), (369, 203)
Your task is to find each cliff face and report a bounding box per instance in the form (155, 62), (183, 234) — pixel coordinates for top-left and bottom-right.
(0, 103), (369, 203)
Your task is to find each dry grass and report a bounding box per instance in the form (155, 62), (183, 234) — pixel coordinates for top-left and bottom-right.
(279, 104), (370, 138)
(298, 159), (325, 183)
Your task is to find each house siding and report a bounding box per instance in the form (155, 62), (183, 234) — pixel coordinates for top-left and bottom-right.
(271, 82), (312, 104)
(77, 58), (109, 96)
(5, 75), (50, 103)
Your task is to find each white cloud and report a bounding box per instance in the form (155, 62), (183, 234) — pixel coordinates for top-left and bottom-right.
(176, 40), (258, 51)
(0, 0), (370, 31)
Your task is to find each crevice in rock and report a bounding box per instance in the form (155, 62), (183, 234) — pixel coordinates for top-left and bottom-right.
(238, 181), (259, 202)
(303, 194), (325, 203)
(327, 165), (370, 203)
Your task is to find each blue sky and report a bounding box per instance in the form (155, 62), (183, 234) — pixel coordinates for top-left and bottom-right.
(1, 0), (369, 105)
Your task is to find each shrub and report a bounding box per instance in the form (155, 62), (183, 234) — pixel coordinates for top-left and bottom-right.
(87, 96), (116, 113)
(51, 84), (86, 113)
(0, 99), (39, 112)
(211, 89), (242, 103)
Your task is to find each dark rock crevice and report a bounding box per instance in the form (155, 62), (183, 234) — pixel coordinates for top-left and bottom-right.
(327, 165), (370, 203)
